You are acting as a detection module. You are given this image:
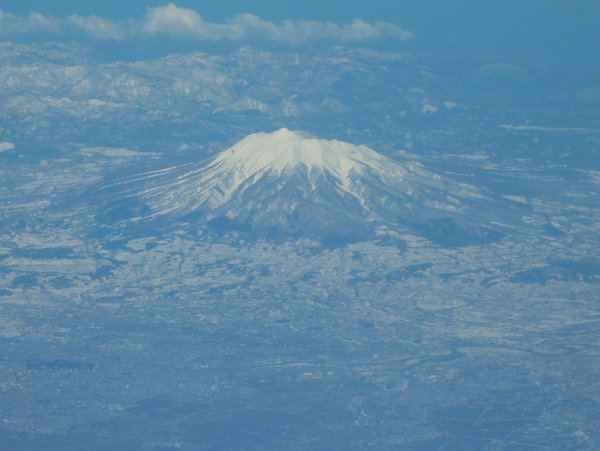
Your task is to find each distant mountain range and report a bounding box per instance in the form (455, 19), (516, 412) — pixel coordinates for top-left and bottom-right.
(93, 129), (516, 246)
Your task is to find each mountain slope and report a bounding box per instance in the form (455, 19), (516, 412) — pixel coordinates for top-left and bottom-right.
(97, 128), (514, 243)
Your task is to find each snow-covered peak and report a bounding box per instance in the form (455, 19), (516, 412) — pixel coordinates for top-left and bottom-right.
(211, 128), (387, 180)
(124, 128), (504, 241)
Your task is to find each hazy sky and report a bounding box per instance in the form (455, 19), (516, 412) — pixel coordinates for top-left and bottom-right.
(0, 1), (598, 63)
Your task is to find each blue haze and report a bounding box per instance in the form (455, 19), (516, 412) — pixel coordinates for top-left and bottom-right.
(0, 2), (599, 449)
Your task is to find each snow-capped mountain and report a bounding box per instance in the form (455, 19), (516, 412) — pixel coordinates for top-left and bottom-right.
(97, 128), (510, 244)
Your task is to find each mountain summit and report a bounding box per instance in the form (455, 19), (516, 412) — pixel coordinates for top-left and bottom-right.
(211, 128), (389, 183)
(103, 129), (509, 244)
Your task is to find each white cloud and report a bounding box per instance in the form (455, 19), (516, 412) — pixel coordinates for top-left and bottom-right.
(67, 15), (126, 41)
(0, 10), (61, 34)
(139, 5), (414, 43)
(0, 4), (414, 44)
(226, 15), (414, 43)
(0, 10), (125, 40)
(140, 4), (235, 40)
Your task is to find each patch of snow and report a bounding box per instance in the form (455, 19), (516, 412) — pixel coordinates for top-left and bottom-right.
(440, 153), (489, 160)
(0, 141), (15, 152)
(422, 104), (438, 114)
(500, 124), (600, 133)
(79, 146), (156, 158)
(211, 128), (391, 192)
(0, 317), (21, 338)
(503, 195), (528, 204)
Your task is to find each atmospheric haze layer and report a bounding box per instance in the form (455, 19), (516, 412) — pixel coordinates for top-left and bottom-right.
(0, 21), (599, 450)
